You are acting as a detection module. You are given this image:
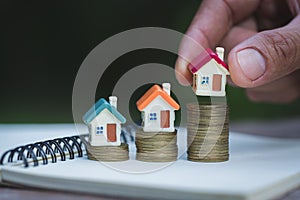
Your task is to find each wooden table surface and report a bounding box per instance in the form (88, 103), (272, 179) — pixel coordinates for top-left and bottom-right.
(1, 119), (300, 200)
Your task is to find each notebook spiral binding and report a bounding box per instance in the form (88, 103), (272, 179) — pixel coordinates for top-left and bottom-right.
(0, 134), (88, 168)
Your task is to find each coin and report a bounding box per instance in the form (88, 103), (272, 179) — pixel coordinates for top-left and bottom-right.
(135, 129), (178, 162)
(187, 102), (229, 162)
(86, 143), (129, 162)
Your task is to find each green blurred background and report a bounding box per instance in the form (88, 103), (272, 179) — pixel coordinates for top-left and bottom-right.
(0, 0), (299, 123)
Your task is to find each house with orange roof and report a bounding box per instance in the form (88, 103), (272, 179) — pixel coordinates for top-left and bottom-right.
(188, 47), (230, 97)
(136, 83), (180, 132)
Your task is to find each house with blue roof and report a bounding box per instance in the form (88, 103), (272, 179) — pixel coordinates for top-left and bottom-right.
(83, 96), (126, 146)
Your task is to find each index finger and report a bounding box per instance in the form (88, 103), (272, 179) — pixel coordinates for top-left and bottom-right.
(176, 0), (261, 85)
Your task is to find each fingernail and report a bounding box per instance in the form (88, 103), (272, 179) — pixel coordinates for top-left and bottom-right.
(237, 49), (266, 81)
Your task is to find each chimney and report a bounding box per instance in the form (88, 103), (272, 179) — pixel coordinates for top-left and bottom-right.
(216, 47), (224, 61)
(109, 96), (117, 109)
(162, 83), (171, 95)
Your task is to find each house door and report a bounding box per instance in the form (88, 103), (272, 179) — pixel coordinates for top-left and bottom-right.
(212, 74), (222, 91)
(160, 110), (170, 128)
(107, 124), (117, 142)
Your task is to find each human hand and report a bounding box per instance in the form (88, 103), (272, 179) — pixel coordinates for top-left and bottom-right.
(175, 0), (300, 103)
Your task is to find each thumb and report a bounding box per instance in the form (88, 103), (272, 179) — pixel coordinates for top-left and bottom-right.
(228, 16), (300, 88)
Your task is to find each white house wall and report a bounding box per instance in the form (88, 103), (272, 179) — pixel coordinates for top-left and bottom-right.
(142, 96), (175, 132)
(89, 108), (121, 146)
(194, 59), (227, 96)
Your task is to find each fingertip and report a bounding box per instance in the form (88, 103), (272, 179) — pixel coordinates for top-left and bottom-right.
(228, 25), (300, 89)
(227, 48), (255, 88)
(175, 58), (192, 86)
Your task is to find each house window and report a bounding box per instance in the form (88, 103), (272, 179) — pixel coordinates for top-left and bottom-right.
(201, 76), (209, 85)
(149, 113), (157, 121)
(96, 126), (104, 134)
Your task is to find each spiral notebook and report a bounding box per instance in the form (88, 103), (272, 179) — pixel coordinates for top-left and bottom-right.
(1, 124), (300, 200)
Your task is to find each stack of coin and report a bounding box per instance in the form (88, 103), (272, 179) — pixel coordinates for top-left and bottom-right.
(135, 129), (178, 162)
(187, 102), (229, 162)
(86, 143), (129, 162)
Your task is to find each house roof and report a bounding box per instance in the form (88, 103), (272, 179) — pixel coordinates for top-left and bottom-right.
(83, 98), (126, 124)
(136, 85), (180, 111)
(188, 48), (229, 73)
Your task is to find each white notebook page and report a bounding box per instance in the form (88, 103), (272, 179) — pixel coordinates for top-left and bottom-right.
(1, 124), (300, 200)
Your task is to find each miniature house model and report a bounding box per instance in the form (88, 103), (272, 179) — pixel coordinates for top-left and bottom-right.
(188, 47), (230, 96)
(136, 83), (180, 132)
(83, 96), (126, 146)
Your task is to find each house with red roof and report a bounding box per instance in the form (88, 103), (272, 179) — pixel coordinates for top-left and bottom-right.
(188, 47), (230, 96)
(136, 83), (180, 132)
